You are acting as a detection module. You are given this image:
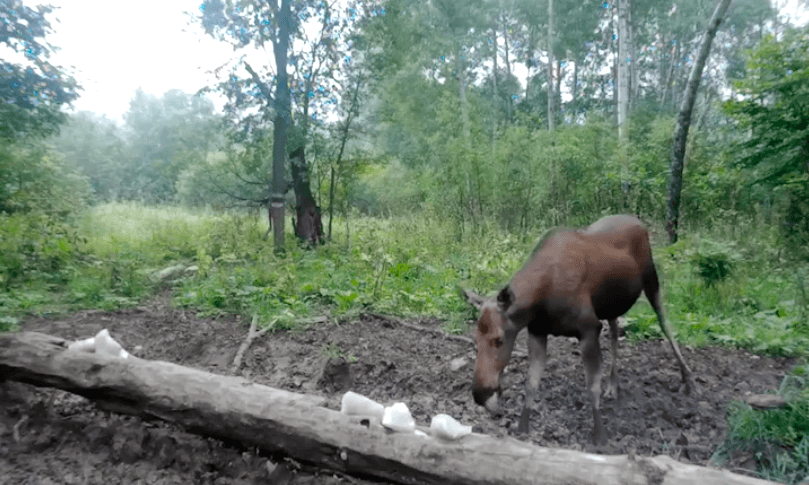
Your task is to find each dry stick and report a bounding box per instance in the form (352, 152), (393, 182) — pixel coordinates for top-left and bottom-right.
(231, 315), (270, 374)
(12, 415), (28, 443)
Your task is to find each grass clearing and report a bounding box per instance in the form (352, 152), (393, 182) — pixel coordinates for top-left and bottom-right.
(2, 202), (807, 350)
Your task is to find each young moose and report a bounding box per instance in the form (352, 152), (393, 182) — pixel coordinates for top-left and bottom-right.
(464, 215), (694, 444)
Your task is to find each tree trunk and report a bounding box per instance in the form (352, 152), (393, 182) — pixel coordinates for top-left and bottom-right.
(502, 13), (513, 124)
(628, 3), (638, 109)
(270, 0), (293, 251)
(555, 57), (563, 120)
(571, 52), (579, 121)
(547, 0), (555, 131)
(525, 24), (535, 104)
(326, 74), (363, 241)
(617, 0), (630, 145)
(456, 48), (470, 140)
(660, 36), (677, 109)
(492, 24), (499, 131)
(0, 331), (779, 485)
(290, 147), (323, 245)
(666, 0), (733, 243)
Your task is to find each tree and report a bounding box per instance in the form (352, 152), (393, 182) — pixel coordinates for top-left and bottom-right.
(666, 0), (733, 243)
(547, 0), (555, 131)
(199, 0), (371, 248)
(49, 112), (126, 202)
(724, 26), (809, 245)
(199, 0), (295, 249)
(0, 0), (80, 141)
(120, 89), (220, 203)
(0, 0), (86, 217)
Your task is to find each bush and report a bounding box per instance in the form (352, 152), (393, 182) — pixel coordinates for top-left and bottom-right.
(0, 213), (85, 289)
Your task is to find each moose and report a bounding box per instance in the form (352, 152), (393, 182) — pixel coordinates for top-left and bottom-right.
(463, 215), (694, 444)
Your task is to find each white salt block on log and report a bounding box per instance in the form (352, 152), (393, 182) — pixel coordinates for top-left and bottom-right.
(381, 402), (415, 432)
(430, 414), (472, 440)
(94, 329), (129, 359)
(340, 391), (385, 420)
(68, 337), (96, 353)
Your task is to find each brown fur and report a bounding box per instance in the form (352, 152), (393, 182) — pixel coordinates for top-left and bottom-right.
(464, 215), (694, 444)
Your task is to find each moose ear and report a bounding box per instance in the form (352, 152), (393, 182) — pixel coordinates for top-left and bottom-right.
(496, 286), (514, 311)
(461, 287), (485, 310)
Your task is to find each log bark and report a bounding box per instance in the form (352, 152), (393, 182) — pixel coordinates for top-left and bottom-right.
(0, 331), (777, 485)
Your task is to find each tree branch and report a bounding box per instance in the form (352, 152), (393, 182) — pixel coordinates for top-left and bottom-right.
(245, 62), (275, 105)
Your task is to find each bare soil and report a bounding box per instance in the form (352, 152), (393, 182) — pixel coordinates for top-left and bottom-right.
(1, 296), (796, 484)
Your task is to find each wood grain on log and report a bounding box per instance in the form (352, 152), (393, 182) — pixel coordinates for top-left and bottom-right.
(0, 331), (777, 485)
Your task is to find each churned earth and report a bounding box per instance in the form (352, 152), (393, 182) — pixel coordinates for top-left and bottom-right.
(1, 296), (795, 484)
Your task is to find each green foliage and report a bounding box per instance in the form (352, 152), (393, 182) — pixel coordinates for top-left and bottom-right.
(0, 213), (85, 289)
(0, 140), (92, 215)
(691, 240), (741, 287)
(623, 228), (809, 357)
(319, 341), (357, 362)
(49, 112), (126, 202)
(3, 201), (809, 373)
(724, 26), (809, 250)
(121, 89), (221, 203)
(0, 0), (80, 141)
(715, 365), (809, 484)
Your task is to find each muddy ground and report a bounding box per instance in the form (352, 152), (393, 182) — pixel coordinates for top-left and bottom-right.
(1, 296), (797, 484)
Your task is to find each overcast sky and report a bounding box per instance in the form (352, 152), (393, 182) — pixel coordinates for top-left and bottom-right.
(44, 0), (809, 123)
(48, 0), (233, 121)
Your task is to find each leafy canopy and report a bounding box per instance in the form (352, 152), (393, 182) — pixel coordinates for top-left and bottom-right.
(724, 27), (809, 187)
(0, 0), (80, 140)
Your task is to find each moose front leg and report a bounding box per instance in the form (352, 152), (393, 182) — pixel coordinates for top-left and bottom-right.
(518, 333), (547, 434)
(581, 327), (606, 445)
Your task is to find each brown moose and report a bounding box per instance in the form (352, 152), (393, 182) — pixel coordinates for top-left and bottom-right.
(464, 215), (694, 444)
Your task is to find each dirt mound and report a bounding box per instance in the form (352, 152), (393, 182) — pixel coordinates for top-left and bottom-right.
(1, 299), (795, 483)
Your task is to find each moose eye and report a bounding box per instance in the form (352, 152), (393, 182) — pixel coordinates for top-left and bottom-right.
(494, 338), (504, 348)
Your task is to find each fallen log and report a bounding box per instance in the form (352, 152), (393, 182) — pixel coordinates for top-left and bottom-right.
(0, 331), (776, 485)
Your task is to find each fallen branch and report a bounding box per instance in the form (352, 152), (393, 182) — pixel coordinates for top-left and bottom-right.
(12, 414), (28, 443)
(231, 315), (270, 373)
(0, 331), (777, 485)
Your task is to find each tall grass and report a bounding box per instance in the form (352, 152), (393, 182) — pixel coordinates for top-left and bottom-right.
(3, 202), (808, 352)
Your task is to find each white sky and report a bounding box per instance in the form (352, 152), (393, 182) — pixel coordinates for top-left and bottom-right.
(47, 0), (233, 121)
(42, 0), (809, 123)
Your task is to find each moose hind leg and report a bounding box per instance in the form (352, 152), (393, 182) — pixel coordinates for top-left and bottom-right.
(518, 333), (547, 434)
(603, 319), (620, 400)
(644, 268), (694, 392)
(581, 326), (606, 445)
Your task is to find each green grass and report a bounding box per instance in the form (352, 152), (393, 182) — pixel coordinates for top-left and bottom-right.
(714, 365), (809, 484)
(2, 202), (808, 349)
(623, 231), (809, 356)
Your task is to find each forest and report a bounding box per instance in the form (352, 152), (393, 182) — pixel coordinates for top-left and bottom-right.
(2, 0), (809, 483)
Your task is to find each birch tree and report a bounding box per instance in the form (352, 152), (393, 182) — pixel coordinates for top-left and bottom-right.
(666, 0), (733, 243)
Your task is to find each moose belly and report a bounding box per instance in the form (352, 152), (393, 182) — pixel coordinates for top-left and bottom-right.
(590, 277), (643, 320)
